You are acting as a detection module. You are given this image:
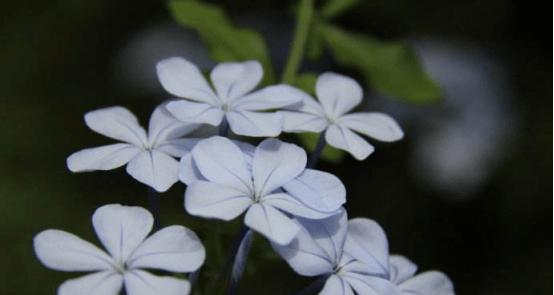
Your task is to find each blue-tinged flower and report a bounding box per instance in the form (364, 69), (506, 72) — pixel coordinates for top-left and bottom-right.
(157, 57), (305, 137)
(33, 204), (205, 295)
(67, 105), (199, 192)
(179, 136), (346, 245)
(280, 72), (404, 160)
(273, 213), (455, 295)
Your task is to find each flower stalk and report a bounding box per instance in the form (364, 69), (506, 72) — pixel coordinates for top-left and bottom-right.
(308, 132), (326, 168)
(147, 188), (161, 230)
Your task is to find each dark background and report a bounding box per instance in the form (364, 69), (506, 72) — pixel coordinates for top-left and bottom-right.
(0, 0), (551, 294)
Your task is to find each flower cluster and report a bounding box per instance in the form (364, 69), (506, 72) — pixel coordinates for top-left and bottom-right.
(33, 57), (453, 295)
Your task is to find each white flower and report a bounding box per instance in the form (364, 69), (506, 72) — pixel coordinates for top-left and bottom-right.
(346, 218), (455, 295)
(280, 72), (404, 160)
(157, 57), (305, 137)
(33, 204), (206, 295)
(67, 104), (199, 192)
(272, 209), (399, 295)
(273, 214), (455, 295)
(179, 136), (346, 245)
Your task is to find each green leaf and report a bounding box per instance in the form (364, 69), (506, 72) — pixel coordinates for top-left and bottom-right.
(293, 72), (318, 94)
(168, 0), (275, 84)
(320, 0), (362, 19)
(319, 24), (442, 104)
(299, 133), (345, 163)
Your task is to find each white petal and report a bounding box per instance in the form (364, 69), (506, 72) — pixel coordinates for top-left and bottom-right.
(263, 193), (334, 219)
(67, 144), (141, 172)
(58, 271), (123, 295)
(33, 230), (115, 272)
(343, 273), (400, 295)
(344, 218), (390, 276)
(185, 181), (253, 221)
(210, 60), (262, 102)
(316, 72), (362, 118)
(124, 270), (190, 295)
(84, 106), (147, 147)
(282, 91), (325, 115)
(92, 204), (153, 264)
(166, 100), (224, 126)
(231, 84), (304, 111)
(253, 138), (307, 197)
(178, 153), (204, 185)
(338, 112), (403, 142)
(279, 111), (328, 133)
(226, 110), (282, 137)
(271, 220), (335, 276)
(126, 150), (179, 192)
(127, 225), (205, 273)
(191, 136), (253, 193)
(244, 204), (300, 245)
(156, 57), (218, 104)
(325, 124), (374, 160)
(320, 275), (354, 295)
(148, 104), (199, 146)
(389, 255), (418, 284)
(156, 138), (200, 158)
(398, 271), (455, 295)
(283, 169), (346, 213)
(297, 209), (348, 266)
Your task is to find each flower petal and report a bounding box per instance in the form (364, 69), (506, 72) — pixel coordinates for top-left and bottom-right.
(231, 84), (304, 111)
(344, 218), (390, 276)
(92, 204), (153, 264)
(58, 271), (123, 295)
(156, 57), (218, 104)
(210, 60), (262, 102)
(316, 72), (362, 118)
(244, 204), (300, 245)
(166, 100), (224, 126)
(156, 138), (200, 158)
(178, 153), (205, 185)
(226, 110), (282, 137)
(398, 271), (455, 295)
(325, 124), (374, 160)
(389, 255), (418, 285)
(343, 273), (400, 295)
(124, 270), (190, 295)
(148, 104), (199, 146)
(338, 112), (403, 142)
(271, 219), (335, 276)
(127, 225), (205, 273)
(185, 181), (253, 221)
(279, 111), (328, 133)
(253, 138), (307, 197)
(191, 136), (253, 193)
(320, 275), (355, 295)
(84, 106), (147, 147)
(282, 91), (325, 115)
(263, 193), (334, 219)
(33, 230), (115, 272)
(67, 144), (141, 172)
(126, 150), (179, 192)
(297, 209), (348, 266)
(283, 169), (346, 213)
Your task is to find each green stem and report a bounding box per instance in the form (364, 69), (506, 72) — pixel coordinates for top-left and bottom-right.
(281, 0), (315, 83)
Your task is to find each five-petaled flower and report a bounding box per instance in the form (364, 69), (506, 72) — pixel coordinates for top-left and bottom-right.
(280, 72), (404, 160)
(157, 57), (305, 137)
(273, 212), (455, 295)
(67, 105), (199, 192)
(33, 204), (205, 295)
(179, 136), (346, 245)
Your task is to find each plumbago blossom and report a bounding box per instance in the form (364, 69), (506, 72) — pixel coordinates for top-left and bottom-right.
(157, 57), (306, 137)
(67, 105), (199, 192)
(280, 72), (404, 160)
(273, 212), (454, 295)
(179, 136), (346, 245)
(33, 204), (205, 295)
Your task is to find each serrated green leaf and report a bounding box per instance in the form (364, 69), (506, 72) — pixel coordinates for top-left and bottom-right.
(169, 0), (275, 84)
(320, 24), (442, 104)
(299, 132), (345, 163)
